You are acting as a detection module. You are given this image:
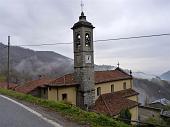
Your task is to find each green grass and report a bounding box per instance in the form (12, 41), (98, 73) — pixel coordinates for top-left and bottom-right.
(0, 88), (129, 127)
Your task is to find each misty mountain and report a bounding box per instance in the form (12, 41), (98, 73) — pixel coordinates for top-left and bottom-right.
(133, 78), (170, 105)
(160, 71), (170, 81)
(132, 71), (159, 80)
(0, 43), (73, 81)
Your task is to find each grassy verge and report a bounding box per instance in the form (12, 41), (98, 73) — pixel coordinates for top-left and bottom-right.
(0, 88), (129, 127)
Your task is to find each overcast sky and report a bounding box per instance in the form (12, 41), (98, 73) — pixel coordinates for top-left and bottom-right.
(0, 0), (170, 75)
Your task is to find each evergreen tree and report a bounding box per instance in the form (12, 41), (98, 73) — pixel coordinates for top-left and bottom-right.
(118, 108), (132, 124)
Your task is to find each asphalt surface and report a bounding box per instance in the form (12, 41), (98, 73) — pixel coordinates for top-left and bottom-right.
(0, 95), (57, 127)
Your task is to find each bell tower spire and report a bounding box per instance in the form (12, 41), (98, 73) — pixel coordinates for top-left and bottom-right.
(71, 8), (95, 110)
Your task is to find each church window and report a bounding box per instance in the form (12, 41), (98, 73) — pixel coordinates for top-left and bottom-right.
(111, 84), (114, 92)
(62, 93), (67, 101)
(76, 33), (81, 48)
(97, 87), (101, 96)
(123, 82), (126, 90)
(85, 33), (90, 47)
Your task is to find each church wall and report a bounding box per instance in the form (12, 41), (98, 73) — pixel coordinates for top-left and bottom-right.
(114, 79), (131, 92)
(58, 87), (77, 105)
(47, 87), (77, 105)
(95, 79), (132, 99)
(47, 79), (135, 105)
(128, 95), (138, 102)
(48, 88), (58, 101)
(130, 106), (138, 124)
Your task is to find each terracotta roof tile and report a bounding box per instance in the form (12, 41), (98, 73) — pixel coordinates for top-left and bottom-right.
(95, 69), (131, 84)
(91, 89), (139, 116)
(15, 78), (53, 94)
(112, 88), (139, 98)
(0, 82), (18, 90)
(50, 73), (77, 87)
(49, 69), (132, 87)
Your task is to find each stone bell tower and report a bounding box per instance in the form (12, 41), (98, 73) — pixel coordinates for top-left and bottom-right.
(71, 12), (95, 109)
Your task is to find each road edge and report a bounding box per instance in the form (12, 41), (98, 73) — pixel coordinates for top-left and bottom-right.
(0, 94), (63, 127)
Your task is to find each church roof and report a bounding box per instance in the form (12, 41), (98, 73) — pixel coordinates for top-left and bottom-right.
(48, 69), (132, 87)
(15, 69), (132, 93)
(91, 89), (139, 116)
(71, 12), (94, 29)
(15, 78), (53, 94)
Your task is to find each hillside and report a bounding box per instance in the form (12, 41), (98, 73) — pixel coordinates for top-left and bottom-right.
(0, 43), (73, 82)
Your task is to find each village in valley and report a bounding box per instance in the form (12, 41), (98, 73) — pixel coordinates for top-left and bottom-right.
(0, 1), (170, 127)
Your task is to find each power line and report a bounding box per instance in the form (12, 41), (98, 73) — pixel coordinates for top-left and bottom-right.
(6, 32), (170, 47)
(15, 42), (72, 47)
(94, 33), (170, 42)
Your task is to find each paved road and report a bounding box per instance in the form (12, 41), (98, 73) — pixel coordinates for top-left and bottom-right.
(0, 95), (60, 127)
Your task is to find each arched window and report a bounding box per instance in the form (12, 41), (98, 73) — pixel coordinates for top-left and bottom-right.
(123, 82), (126, 90)
(111, 84), (114, 92)
(85, 33), (90, 47)
(76, 33), (81, 48)
(97, 87), (101, 96)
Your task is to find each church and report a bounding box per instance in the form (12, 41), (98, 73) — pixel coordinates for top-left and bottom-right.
(16, 11), (139, 123)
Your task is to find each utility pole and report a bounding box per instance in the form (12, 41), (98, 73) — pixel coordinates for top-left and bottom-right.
(7, 36), (10, 89)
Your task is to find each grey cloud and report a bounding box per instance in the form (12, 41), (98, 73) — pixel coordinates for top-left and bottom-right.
(0, 0), (170, 74)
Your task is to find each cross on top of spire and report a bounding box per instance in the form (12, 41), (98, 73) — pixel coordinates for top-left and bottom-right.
(81, 0), (84, 12)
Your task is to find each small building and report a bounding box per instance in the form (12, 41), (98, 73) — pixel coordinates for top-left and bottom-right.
(15, 78), (53, 97)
